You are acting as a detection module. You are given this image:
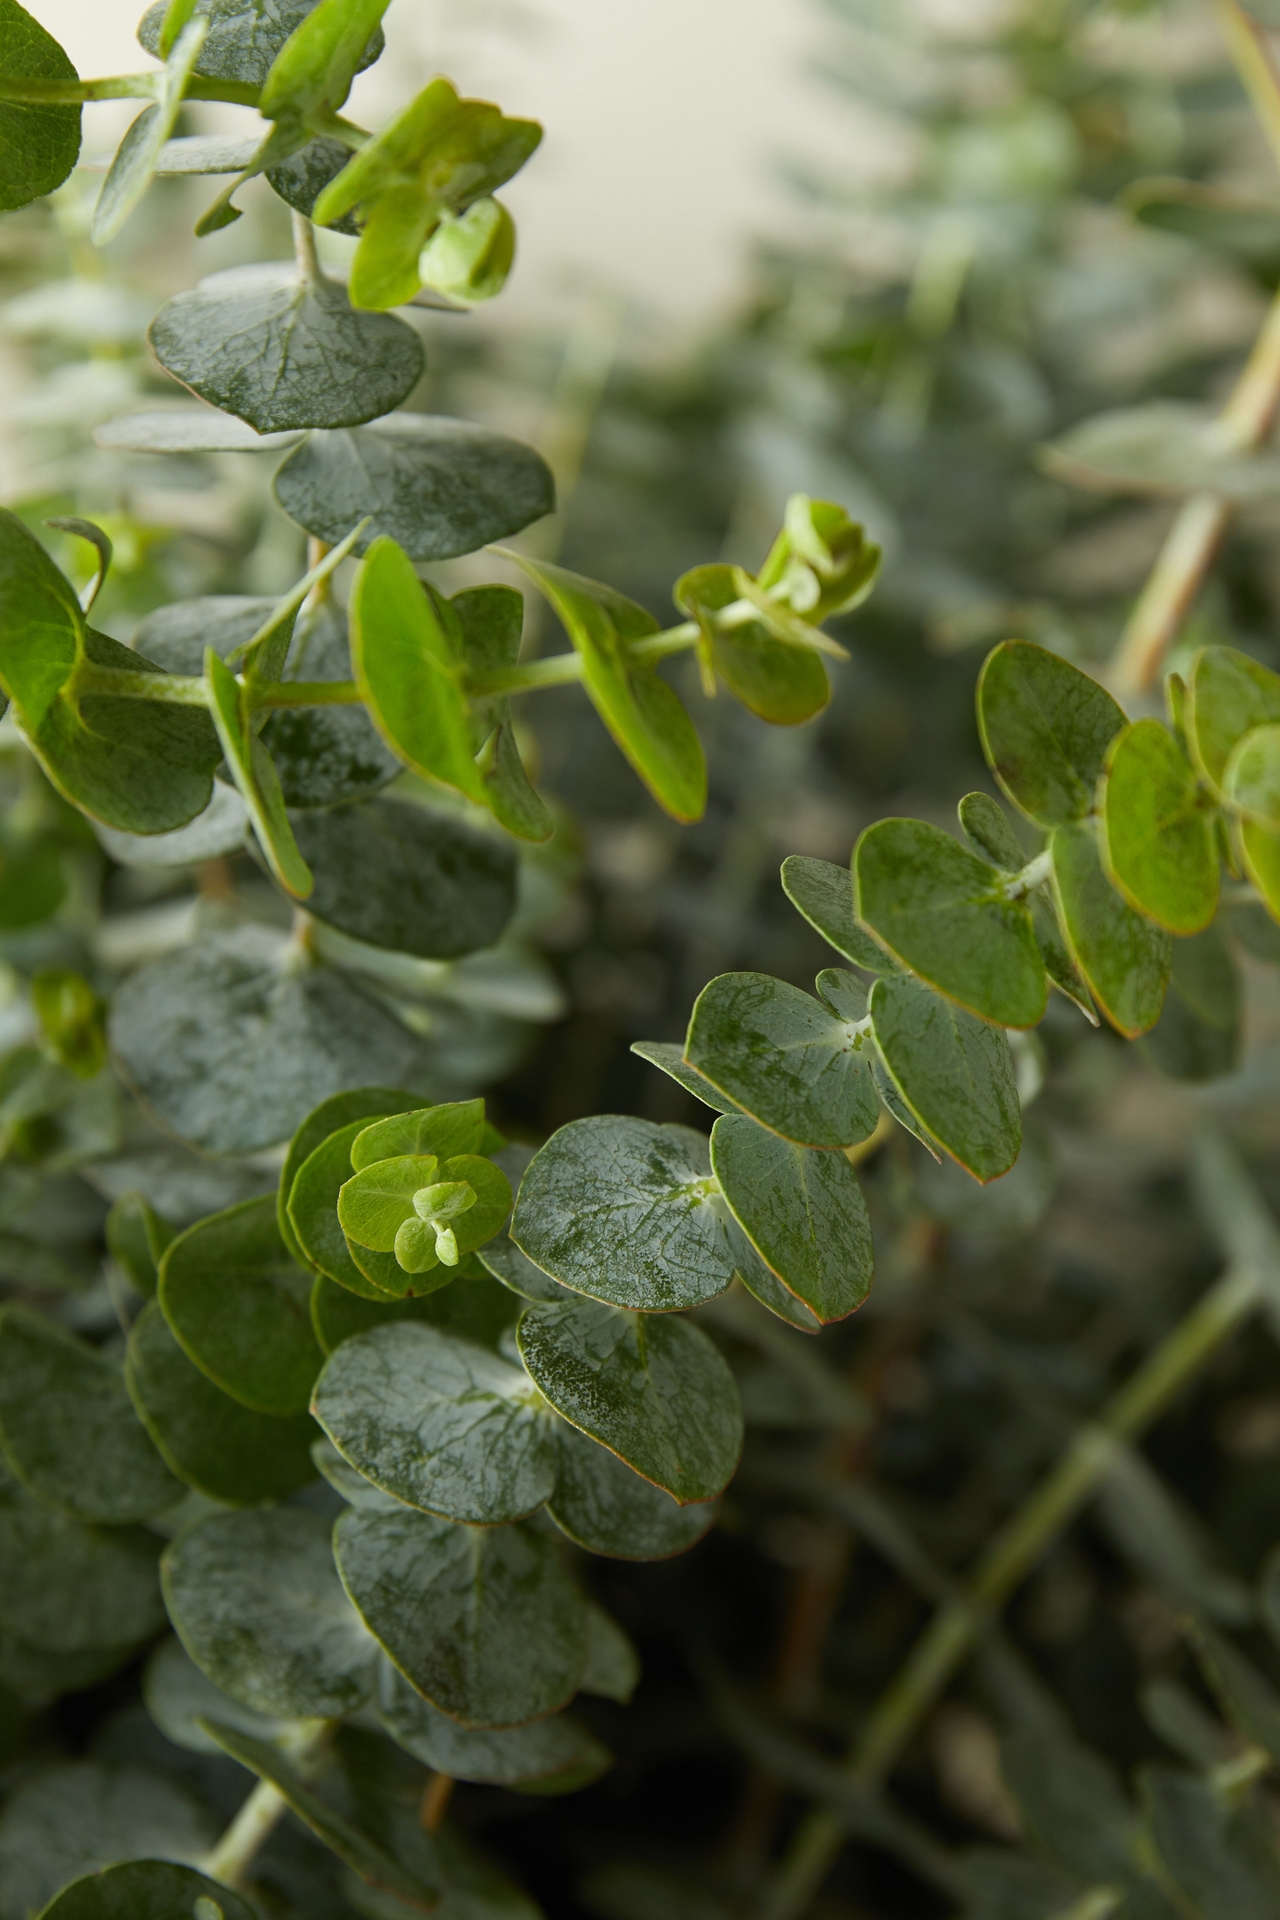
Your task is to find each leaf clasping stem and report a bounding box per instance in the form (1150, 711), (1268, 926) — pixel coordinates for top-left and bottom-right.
(1001, 849), (1052, 901)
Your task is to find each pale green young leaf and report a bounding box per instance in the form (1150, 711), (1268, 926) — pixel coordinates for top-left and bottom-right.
(278, 1086), (417, 1266)
(313, 1321), (556, 1523)
(779, 853), (897, 971)
(259, 0), (392, 125)
(1101, 718), (1219, 934)
(1224, 722), (1280, 831)
(976, 638), (1125, 826)
(518, 1295), (743, 1504)
(290, 1118), (401, 1299)
(419, 197), (516, 304)
(510, 1116), (737, 1312)
(758, 496), (882, 620)
(0, 0), (81, 213)
(379, 1661), (611, 1789)
(36, 1862), (258, 1920)
(675, 563), (829, 725)
(351, 1099), (485, 1169)
(340, 1153), (509, 1262)
(547, 1417), (719, 1559)
(90, 17), (207, 245)
(1186, 645), (1280, 800)
(869, 971), (1021, 1183)
(1049, 821), (1171, 1038)
(106, 1189), (175, 1298)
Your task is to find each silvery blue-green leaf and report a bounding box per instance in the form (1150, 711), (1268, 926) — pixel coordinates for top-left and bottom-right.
(868, 970), (1021, 1182)
(1041, 400), (1280, 499)
(0, 1768), (218, 1920)
(266, 134), (363, 233)
(158, 1195), (321, 1415)
(710, 1112), (873, 1323)
(0, 1454), (164, 1652)
(334, 1503), (588, 1726)
(149, 266), (424, 434)
(581, 1603), (641, 1703)
(125, 1300), (317, 1505)
(90, 17), (207, 245)
(511, 1116), (736, 1312)
(163, 1506), (377, 1718)
(312, 1432), (405, 1510)
(93, 783), (248, 869)
(144, 1635), (297, 1755)
(378, 1660), (611, 1788)
(780, 854), (896, 970)
(136, 0), (385, 86)
(478, 1225), (569, 1303)
(727, 1215), (824, 1331)
(312, 1322), (557, 1524)
(262, 599), (400, 809)
(274, 415), (555, 559)
(85, 132), (262, 176)
(518, 1296), (742, 1504)
(279, 1086), (417, 1268)
(109, 924), (435, 1155)
(0, 1305), (180, 1522)
(547, 1418), (718, 1559)
(629, 1040), (736, 1113)
(684, 971), (879, 1149)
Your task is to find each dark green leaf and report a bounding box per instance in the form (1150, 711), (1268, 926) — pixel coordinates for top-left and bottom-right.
(476, 716), (554, 843)
(290, 796), (517, 960)
(1049, 822), (1171, 1037)
(630, 1040), (737, 1113)
(977, 639), (1125, 826)
(1101, 719), (1219, 934)
(674, 563), (829, 724)
(1139, 926), (1240, 1081)
(379, 1660), (610, 1789)
(0, 1455), (164, 1651)
(106, 1189), (174, 1298)
(1001, 1728), (1135, 1885)
(289, 1117), (402, 1300)
(1191, 1620), (1280, 1768)
(511, 1116), (737, 1312)
(90, 18), (206, 245)
(518, 1295), (742, 1504)
(262, 599), (399, 808)
(144, 1635), (295, 1754)
(780, 854), (898, 971)
(311, 1270), (510, 1353)
(727, 1215), (824, 1331)
(710, 1112), (872, 1322)
(868, 970), (1021, 1182)
(150, 268), (423, 434)
(158, 1195), (321, 1415)
(957, 790), (1025, 870)
(334, 1504), (588, 1726)
(0, 0), (81, 213)
(279, 1086), (416, 1267)
(276, 417), (555, 558)
(351, 1099), (485, 1169)
(0, 1306), (180, 1521)
(163, 1507), (377, 1718)
(5, 1799), (223, 1920)
(265, 135), (362, 232)
(1142, 1766), (1277, 1920)
(125, 1300), (317, 1504)
(109, 925), (434, 1155)
(581, 1603), (642, 1704)
(547, 1418), (718, 1559)
(1187, 646), (1280, 800)
(855, 818), (1046, 1027)
(137, 0), (385, 87)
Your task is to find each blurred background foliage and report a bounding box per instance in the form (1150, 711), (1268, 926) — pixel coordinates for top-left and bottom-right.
(13, 0), (1280, 1916)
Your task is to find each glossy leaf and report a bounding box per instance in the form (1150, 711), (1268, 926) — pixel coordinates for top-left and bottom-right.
(548, 1416), (719, 1558)
(149, 267), (423, 433)
(259, 0), (392, 125)
(125, 1300), (317, 1504)
(335, 1503), (588, 1726)
(158, 1195), (321, 1415)
(779, 854), (896, 971)
(1140, 926), (1240, 1082)
(35, 1862), (256, 1920)
(727, 1214), (824, 1331)
(0, 0), (81, 213)
(977, 638), (1125, 826)
(503, 552), (708, 823)
(511, 1116), (737, 1311)
(0, 1455), (164, 1652)
(276, 417), (555, 559)
(1186, 646), (1280, 800)
(352, 1099), (485, 1169)
(675, 563), (829, 724)
(1100, 719), (1219, 934)
(0, 1306), (180, 1522)
(868, 971), (1021, 1182)
(855, 818), (1047, 1027)
(379, 1660), (610, 1789)
(163, 1507), (377, 1718)
(313, 1322), (556, 1523)
(1049, 821), (1171, 1037)
(90, 19), (206, 245)
(630, 1040), (737, 1113)
(278, 1085), (416, 1267)
(710, 1112), (873, 1322)
(518, 1295), (743, 1504)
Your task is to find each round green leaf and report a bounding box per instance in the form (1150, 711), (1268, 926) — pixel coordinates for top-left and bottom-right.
(0, 1455), (164, 1653)
(780, 854), (898, 972)
(869, 971), (1021, 1183)
(109, 925), (435, 1155)
(158, 1195), (322, 1415)
(976, 639), (1126, 827)
(334, 1504), (588, 1727)
(674, 563), (829, 724)
(379, 1661), (610, 1789)
(710, 1111), (873, 1323)
(149, 267), (424, 434)
(125, 1300), (317, 1505)
(629, 1040), (737, 1114)
(351, 1099), (485, 1170)
(1224, 722), (1280, 831)
(510, 1116), (737, 1312)
(1140, 925), (1240, 1083)
(37, 1861), (258, 1920)
(289, 796), (517, 960)
(517, 1296), (743, 1504)
(0, 1768), (217, 1920)
(684, 970), (880, 1149)
(547, 1418), (718, 1559)
(854, 818), (1047, 1028)
(274, 416), (555, 558)
(311, 1271), (505, 1353)
(279, 1086), (418, 1266)
(0, 0), (81, 213)
(339, 1154), (509, 1257)
(290, 1119), (400, 1299)
(727, 1213), (824, 1331)
(957, 791), (1025, 870)
(144, 1636), (296, 1755)
(136, 0), (385, 86)
(163, 1507), (378, 1718)
(476, 1225), (567, 1303)
(1186, 646), (1280, 800)
(312, 1322), (557, 1524)
(0, 1306), (180, 1521)
(1048, 821), (1171, 1038)
(1101, 719), (1219, 935)
(266, 134), (363, 233)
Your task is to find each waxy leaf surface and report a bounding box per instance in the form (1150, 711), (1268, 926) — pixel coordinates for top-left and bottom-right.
(675, 563), (829, 725)
(548, 1417), (719, 1558)
(379, 1661), (610, 1788)
(137, 0), (385, 87)
(352, 1099), (485, 1169)
(977, 639), (1125, 825)
(290, 1118), (400, 1299)
(629, 1040), (736, 1114)
(278, 1085), (416, 1266)
(869, 971), (1021, 1182)
(780, 853), (900, 971)
(1049, 822), (1171, 1037)
(1102, 719), (1219, 934)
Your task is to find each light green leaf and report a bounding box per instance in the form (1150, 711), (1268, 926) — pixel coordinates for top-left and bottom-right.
(1101, 718), (1219, 934)
(757, 495), (882, 621)
(0, 1455), (164, 1652)
(352, 1099), (485, 1170)
(144, 1636), (296, 1755)
(976, 639), (1126, 826)
(419, 196), (516, 305)
(125, 1300), (317, 1505)
(1225, 722), (1280, 833)
(259, 0), (392, 126)
(959, 795), (1091, 1016)
(335, 1504), (588, 1726)
(276, 417), (555, 559)
(206, 646), (312, 898)
(339, 1153), (509, 1260)
(0, 0), (81, 213)
(510, 1116), (737, 1312)
(0, 1306), (180, 1522)
(629, 1040), (737, 1113)
(548, 1417), (719, 1559)
(517, 1295), (742, 1504)
(290, 795), (518, 957)
(278, 1085), (417, 1267)
(163, 1507), (377, 1718)
(150, 266), (423, 434)
(158, 1195), (321, 1415)
(501, 551), (707, 823)
(868, 971), (1021, 1182)
(109, 923), (434, 1155)
(313, 1322), (556, 1524)
(1040, 400), (1280, 499)
(476, 717), (554, 842)
(674, 563), (829, 724)
(31, 969), (106, 1079)
(1049, 821), (1171, 1038)
(1140, 925), (1240, 1082)
(1186, 646), (1280, 800)
(0, 1765), (216, 1920)
(90, 17), (206, 245)
(290, 1118), (402, 1300)
(137, 0), (385, 87)
(780, 854), (898, 971)
(855, 818), (1047, 1028)
(379, 1660), (610, 1789)
(684, 970), (879, 1149)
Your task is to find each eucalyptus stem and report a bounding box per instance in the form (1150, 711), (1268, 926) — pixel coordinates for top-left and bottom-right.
(199, 1777), (290, 1888)
(0, 72), (260, 106)
(292, 211), (322, 285)
(760, 1256), (1264, 1920)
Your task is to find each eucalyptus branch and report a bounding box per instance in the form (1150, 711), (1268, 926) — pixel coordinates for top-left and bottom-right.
(0, 71), (260, 106)
(200, 1776), (291, 1888)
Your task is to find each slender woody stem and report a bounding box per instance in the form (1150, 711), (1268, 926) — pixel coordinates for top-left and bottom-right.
(200, 1778), (290, 1888)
